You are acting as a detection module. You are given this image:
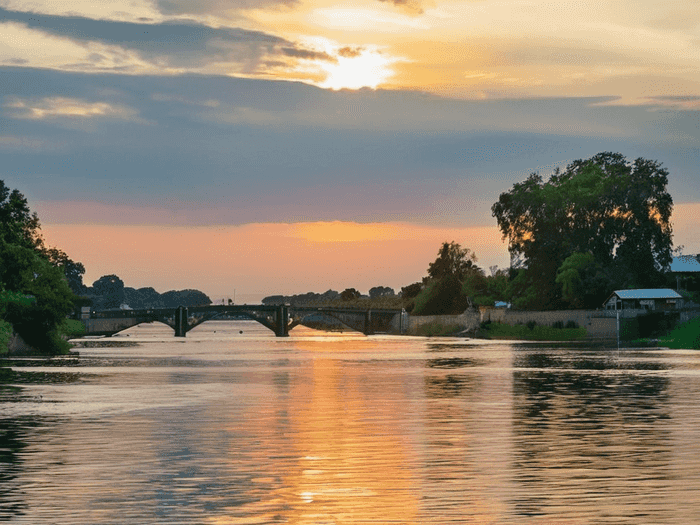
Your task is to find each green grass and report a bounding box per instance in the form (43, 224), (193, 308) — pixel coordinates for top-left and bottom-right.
(0, 319), (12, 355)
(480, 322), (587, 341)
(658, 317), (700, 349)
(59, 319), (86, 338)
(415, 322), (465, 337)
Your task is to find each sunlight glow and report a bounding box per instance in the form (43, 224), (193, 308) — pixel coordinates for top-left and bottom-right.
(319, 48), (396, 90)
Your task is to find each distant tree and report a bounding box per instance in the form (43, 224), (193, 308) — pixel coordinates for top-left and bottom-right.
(160, 289), (212, 307)
(369, 286), (395, 299)
(492, 152), (673, 309)
(92, 274), (125, 309)
(340, 288), (361, 301)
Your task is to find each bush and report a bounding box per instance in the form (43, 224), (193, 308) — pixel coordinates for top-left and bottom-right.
(0, 319), (12, 355)
(659, 317), (700, 349)
(60, 318), (86, 338)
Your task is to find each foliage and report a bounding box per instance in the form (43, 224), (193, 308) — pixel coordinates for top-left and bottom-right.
(43, 247), (86, 295)
(0, 181), (80, 354)
(462, 267), (509, 306)
(659, 317), (700, 350)
(428, 241), (479, 281)
(492, 152), (673, 309)
(479, 322), (587, 341)
(59, 318), (86, 338)
(415, 322), (465, 337)
(91, 274), (125, 309)
(0, 241), (74, 353)
(400, 282), (423, 299)
(340, 288), (361, 301)
(369, 286), (395, 299)
(0, 319), (13, 354)
(160, 289), (212, 307)
(0, 180), (43, 250)
(412, 275), (468, 315)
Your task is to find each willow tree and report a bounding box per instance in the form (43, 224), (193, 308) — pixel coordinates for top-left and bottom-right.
(492, 152), (673, 309)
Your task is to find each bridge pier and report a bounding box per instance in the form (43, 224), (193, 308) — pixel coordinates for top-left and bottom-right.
(174, 306), (188, 337)
(275, 305), (289, 337)
(364, 310), (374, 335)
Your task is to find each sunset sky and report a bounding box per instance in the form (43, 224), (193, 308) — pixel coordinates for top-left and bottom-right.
(2, 0), (698, 302)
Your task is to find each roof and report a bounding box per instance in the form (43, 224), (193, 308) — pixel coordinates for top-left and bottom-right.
(671, 255), (700, 273)
(610, 289), (682, 300)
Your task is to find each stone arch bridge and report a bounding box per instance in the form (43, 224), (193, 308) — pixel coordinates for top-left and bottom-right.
(81, 304), (407, 337)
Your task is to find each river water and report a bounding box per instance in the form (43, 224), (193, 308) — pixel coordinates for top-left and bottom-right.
(2, 320), (700, 524)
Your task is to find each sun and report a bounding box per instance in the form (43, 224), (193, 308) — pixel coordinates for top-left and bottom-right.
(319, 48), (396, 90)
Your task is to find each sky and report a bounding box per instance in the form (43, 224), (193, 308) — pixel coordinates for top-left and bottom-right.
(1, 0), (698, 302)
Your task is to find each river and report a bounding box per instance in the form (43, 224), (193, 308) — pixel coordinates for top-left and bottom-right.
(2, 320), (700, 524)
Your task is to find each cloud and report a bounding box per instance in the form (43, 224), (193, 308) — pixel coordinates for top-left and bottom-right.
(376, 0), (429, 15)
(0, 7), (340, 81)
(4, 96), (140, 121)
(154, 0), (298, 16)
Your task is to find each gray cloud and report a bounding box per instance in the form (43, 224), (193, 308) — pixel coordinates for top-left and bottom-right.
(2, 67), (698, 228)
(0, 6), (325, 72)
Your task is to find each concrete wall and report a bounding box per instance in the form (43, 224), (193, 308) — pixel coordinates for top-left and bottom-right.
(407, 308), (617, 340)
(407, 310), (480, 335)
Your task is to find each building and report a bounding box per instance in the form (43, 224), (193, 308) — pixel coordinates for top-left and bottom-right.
(671, 255), (700, 291)
(604, 289), (683, 311)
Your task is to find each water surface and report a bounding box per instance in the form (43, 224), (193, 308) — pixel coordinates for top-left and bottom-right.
(2, 321), (700, 524)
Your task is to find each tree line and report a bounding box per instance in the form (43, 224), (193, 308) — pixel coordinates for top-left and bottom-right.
(407, 152), (678, 314)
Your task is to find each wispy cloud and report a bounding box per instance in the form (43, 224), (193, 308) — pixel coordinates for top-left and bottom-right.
(4, 96), (141, 121)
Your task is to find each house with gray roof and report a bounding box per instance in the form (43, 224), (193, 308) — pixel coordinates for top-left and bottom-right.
(604, 289), (683, 311)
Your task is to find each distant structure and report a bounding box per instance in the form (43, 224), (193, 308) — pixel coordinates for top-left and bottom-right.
(670, 255), (700, 291)
(603, 289), (683, 311)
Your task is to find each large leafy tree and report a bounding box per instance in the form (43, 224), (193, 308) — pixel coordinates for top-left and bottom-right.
(492, 152), (673, 309)
(427, 241), (479, 281)
(0, 180), (79, 353)
(413, 242), (481, 315)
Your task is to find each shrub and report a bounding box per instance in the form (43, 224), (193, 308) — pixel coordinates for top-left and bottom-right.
(659, 317), (700, 349)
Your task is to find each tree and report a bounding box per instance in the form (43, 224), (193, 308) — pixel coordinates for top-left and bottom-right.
(43, 247), (86, 295)
(492, 152), (673, 309)
(412, 242), (481, 314)
(428, 241), (479, 281)
(0, 240), (74, 352)
(340, 288), (361, 301)
(91, 274), (125, 309)
(0, 180), (42, 249)
(369, 286), (395, 299)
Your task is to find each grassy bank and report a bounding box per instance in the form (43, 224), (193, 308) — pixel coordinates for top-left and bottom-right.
(415, 322), (466, 337)
(478, 322), (587, 341)
(658, 318), (700, 349)
(60, 319), (86, 339)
